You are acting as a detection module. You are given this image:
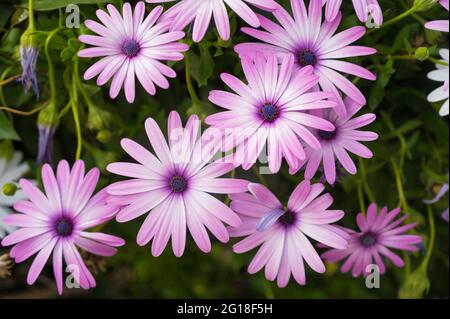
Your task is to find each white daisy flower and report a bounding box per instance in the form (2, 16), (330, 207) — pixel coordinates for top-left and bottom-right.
(0, 152), (30, 238)
(427, 49), (449, 117)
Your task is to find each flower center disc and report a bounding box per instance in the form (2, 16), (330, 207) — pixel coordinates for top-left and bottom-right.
(56, 218), (73, 237)
(361, 233), (377, 247)
(169, 175), (188, 193)
(278, 211), (296, 226)
(298, 49), (317, 66)
(318, 129), (337, 141)
(122, 39), (141, 57)
(260, 104), (280, 122)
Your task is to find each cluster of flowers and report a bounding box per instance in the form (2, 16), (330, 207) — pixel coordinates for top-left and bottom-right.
(4, 0), (444, 294)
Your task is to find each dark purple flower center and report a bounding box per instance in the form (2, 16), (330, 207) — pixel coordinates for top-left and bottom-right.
(55, 218), (73, 237)
(318, 129), (337, 141)
(260, 104), (280, 122)
(298, 49), (317, 66)
(361, 233), (377, 247)
(278, 211), (296, 226)
(169, 175), (188, 193)
(121, 39), (140, 57)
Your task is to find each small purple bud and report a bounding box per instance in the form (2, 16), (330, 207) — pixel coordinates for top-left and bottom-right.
(19, 45), (39, 99)
(423, 183), (449, 204)
(37, 125), (55, 165)
(442, 208), (449, 223)
(256, 208), (285, 232)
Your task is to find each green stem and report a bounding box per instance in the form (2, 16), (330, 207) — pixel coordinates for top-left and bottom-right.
(390, 54), (449, 66)
(28, 0), (35, 30)
(368, 6), (416, 34)
(391, 160), (409, 212)
(184, 52), (201, 112)
(44, 28), (63, 106)
(71, 57), (83, 160)
(359, 158), (376, 203)
(422, 206), (436, 268)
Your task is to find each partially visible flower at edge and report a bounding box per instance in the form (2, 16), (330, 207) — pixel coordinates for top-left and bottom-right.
(1, 160), (125, 294)
(424, 0), (449, 32)
(322, 0), (383, 27)
(0, 151), (30, 239)
(424, 182), (449, 222)
(147, 0), (278, 42)
(427, 49), (449, 117)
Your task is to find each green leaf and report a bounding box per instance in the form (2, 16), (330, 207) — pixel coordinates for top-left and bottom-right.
(0, 111), (21, 141)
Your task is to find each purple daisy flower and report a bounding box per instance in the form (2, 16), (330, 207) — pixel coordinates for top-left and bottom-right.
(229, 181), (348, 287)
(107, 111), (249, 257)
(235, 0), (377, 117)
(206, 54), (336, 173)
(1, 160), (125, 294)
(78, 2), (189, 103)
(322, 203), (422, 277)
(146, 0), (278, 42)
(425, 0), (449, 32)
(290, 97), (378, 184)
(322, 0), (383, 26)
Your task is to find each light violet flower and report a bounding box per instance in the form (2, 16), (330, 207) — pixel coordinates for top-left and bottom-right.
(1, 160), (125, 294)
(78, 2), (189, 103)
(206, 54), (336, 173)
(106, 111), (249, 257)
(229, 181), (348, 287)
(290, 97), (378, 184)
(322, 0), (383, 27)
(427, 49), (449, 116)
(235, 0), (377, 117)
(425, 0), (449, 32)
(146, 0), (278, 42)
(322, 203), (422, 277)
(424, 183), (449, 223)
(0, 152), (30, 238)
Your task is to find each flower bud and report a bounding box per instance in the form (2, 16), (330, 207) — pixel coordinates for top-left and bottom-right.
(414, 0), (439, 11)
(19, 27), (40, 98)
(2, 183), (18, 197)
(96, 130), (112, 144)
(415, 47), (429, 61)
(37, 104), (59, 165)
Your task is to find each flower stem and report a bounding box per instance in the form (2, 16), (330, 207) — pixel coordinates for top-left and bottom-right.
(0, 105), (44, 116)
(252, 166), (269, 187)
(44, 27), (63, 106)
(71, 57), (83, 160)
(423, 206), (436, 267)
(184, 52), (201, 113)
(28, 0), (35, 30)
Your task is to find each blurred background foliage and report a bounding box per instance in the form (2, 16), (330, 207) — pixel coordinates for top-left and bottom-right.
(0, 0), (448, 298)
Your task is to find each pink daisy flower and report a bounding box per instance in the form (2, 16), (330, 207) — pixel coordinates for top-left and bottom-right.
(78, 2), (189, 103)
(229, 181), (348, 287)
(106, 111), (249, 257)
(322, 203), (422, 277)
(0, 160), (125, 295)
(146, 0), (278, 42)
(234, 0), (377, 117)
(290, 97), (378, 184)
(206, 54), (337, 174)
(425, 0), (449, 32)
(322, 0), (383, 27)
